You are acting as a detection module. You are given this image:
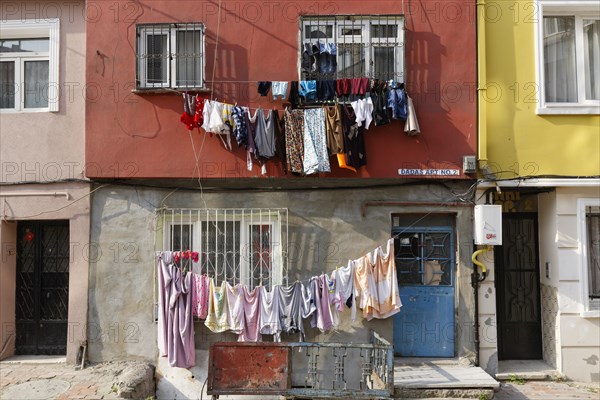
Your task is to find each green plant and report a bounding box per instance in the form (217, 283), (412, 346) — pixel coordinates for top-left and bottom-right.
(508, 374), (525, 385)
(111, 384), (118, 393)
(478, 394), (490, 400)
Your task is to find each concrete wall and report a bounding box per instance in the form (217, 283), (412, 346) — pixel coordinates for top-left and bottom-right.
(0, 0), (87, 182)
(88, 182), (475, 397)
(0, 182), (91, 363)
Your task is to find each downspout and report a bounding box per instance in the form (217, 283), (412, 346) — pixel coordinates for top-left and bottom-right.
(471, 246), (491, 367)
(476, 0), (488, 171)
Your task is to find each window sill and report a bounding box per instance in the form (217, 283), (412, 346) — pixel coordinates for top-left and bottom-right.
(132, 87), (211, 95)
(580, 310), (600, 318)
(0, 108), (53, 114)
(537, 105), (600, 115)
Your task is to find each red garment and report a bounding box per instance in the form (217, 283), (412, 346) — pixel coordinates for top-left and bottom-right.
(351, 77), (369, 95)
(194, 95), (205, 128)
(180, 112), (195, 131)
(336, 78), (350, 97)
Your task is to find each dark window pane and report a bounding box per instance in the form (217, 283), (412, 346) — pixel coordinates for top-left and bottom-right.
(0, 38), (49, 53)
(146, 33), (168, 84)
(176, 29), (202, 87)
(543, 16), (577, 102)
(24, 60), (49, 108)
(0, 61), (15, 108)
(587, 207), (600, 298)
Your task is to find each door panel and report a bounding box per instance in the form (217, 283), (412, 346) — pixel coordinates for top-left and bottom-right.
(495, 214), (542, 360)
(393, 228), (455, 357)
(16, 221), (69, 355)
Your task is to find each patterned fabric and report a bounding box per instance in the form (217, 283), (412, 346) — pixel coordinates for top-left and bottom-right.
(192, 273), (209, 319)
(232, 106), (247, 146)
(303, 108), (330, 174)
(284, 108), (305, 174)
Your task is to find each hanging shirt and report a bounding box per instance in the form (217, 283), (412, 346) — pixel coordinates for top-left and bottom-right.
(278, 281), (313, 341)
(341, 105), (367, 170)
(231, 105), (248, 147)
(330, 261), (356, 325)
(254, 108), (276, 158)
(325, 105), (344, 156)
(259, 285), (282, 340)
(308, 275), (334, 333)
(225, 282), (244, 335)
(238, 285), (262, 342)
(404, 96), (420, 136)
(368, 239), (402, 319)
(272, 81), (289, 100)
(351, 98), (373, 130)
(205, 279), (231, 333)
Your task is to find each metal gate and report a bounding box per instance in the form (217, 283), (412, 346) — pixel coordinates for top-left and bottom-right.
(16, 220), (70, 355)
(393, 227), (455, 357)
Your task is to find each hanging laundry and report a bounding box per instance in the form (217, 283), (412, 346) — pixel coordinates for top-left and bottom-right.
(192, 273), (209, 319)
(231, 105), (248, 147)
(180, 93), (196, 131)
(336, 78), (351, 98)
(284, 108), (305, 174)
(205, 279), (231, 333)
(330, 261), (356, 326)
(350, 77), (369, 96)
(317, 42), (337, 75)
(238, 285), (262, 342)
(308, 274), (334, 333)
(388, 83), (408, 120)
(299, 80), (317, 101)
(350, 98), (374, 130)
(289, 81), (301, 109)
(193, 95), (205, 129)
(371, 80), (390, 127)
(257, 81), (272, 96)
(273, 109), (288, 173)
(225, 282), (244, 335)
(404, 96), (420, 136)
(156, 251), (195, 368)
(277, 281), (313, 341)
(303, 108), (330, 174)
(316, 80), (336, 101)
(253, 108), (276, 159)
(340, 104), (367, 170)
(324, 104), (344, 156)
(259, 285), (282, 341)
(272, 81), (289, 100)
(222, 103), (234, 136)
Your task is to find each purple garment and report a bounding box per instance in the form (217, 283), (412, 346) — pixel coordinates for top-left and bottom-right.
(309, 274), (334, 332)
(157, 251), (196, 368)
(238, 285), (262, 342)
(192, 273), (209, 319)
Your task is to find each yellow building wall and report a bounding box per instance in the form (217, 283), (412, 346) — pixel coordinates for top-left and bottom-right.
(479, 1), (600, 178)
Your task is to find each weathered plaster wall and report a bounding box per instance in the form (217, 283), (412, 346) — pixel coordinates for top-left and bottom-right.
(88, 182), (475, 396)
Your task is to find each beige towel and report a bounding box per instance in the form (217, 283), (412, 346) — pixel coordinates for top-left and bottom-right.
(404, 96), (420, 136)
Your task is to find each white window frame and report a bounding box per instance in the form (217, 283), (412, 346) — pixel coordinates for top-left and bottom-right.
(137, 23), (205, 89)
(535, 1), (600, 114)
(300, 16), (405, 81)
(577, 198), (600, 317)
(163, 213), (283, 288)
(0, 19), (59, 113)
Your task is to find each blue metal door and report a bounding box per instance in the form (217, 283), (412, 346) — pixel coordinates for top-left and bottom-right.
(392, 227), (455, 357)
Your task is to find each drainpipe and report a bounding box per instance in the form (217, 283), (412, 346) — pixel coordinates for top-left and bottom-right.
(471, 247), (490, 367)
(477, 0), (489, 172)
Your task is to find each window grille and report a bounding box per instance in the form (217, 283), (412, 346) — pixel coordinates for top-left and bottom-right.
(136, 23), (205, 89)
(300, 15), (405, 82)
(586, 206), (600, 300)
(158, 208), (288, 291)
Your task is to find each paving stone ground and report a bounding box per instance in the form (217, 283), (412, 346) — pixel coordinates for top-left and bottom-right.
(493, 380), (600, 400)
(0, 360), (154, 400)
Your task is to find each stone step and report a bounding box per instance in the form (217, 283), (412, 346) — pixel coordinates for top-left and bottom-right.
(496, 360), (559, 381)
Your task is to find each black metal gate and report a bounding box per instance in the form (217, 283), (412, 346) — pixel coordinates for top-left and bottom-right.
(16, 220), (70, 355)
(495, 213), (542, 360)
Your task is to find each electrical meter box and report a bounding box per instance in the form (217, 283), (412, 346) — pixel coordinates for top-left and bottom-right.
(474, 205), (502, 245)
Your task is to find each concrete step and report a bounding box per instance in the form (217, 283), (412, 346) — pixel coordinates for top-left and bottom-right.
(394, 361), (499, 399)
(496, 360), (559, 381)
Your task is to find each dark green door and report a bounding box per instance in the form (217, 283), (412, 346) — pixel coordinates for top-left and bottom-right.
(495, 213), (542, 360)
(16, 220), (70, 355)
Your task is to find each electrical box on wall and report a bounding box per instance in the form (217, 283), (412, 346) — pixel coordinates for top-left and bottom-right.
(463, 155), (477, 174)
(474, 205), (502, 245)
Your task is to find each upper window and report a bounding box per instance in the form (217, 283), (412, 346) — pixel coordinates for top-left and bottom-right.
(0, 19), (59, 112)
(136, 23), (205, 89)
(161, 208), (288, 291)
(536, 1), (600, 114)
(300, 15), (405, 82)
(579, 199), (600, 316)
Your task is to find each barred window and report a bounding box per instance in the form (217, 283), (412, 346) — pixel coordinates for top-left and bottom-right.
(136, 23), (205, 89)
(300, 15), (405, 81)
(160, 208), (288, 291)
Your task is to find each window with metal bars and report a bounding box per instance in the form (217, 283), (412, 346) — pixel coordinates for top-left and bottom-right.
(300, 15), (405, 81)
(136, 23), (205, 89)
(586, 206), (600, 301)
(160, 208), (288, 291)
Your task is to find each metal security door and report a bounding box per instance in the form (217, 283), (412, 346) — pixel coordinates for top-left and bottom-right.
(495, 213), (542, 360)
(16, 220), (70, 355)
(393, 227), (455, 357)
